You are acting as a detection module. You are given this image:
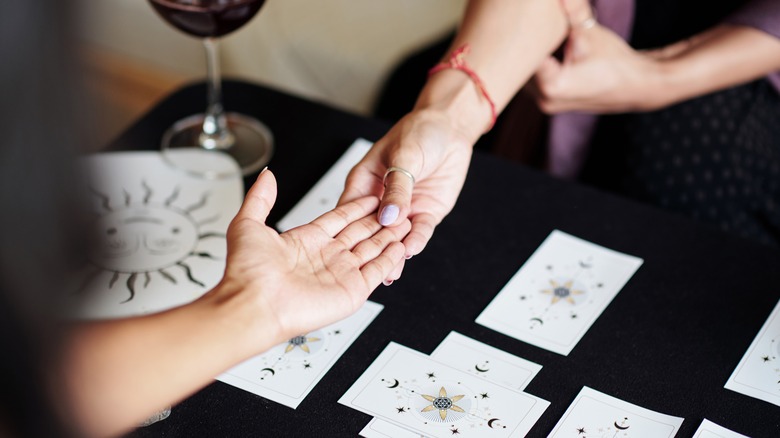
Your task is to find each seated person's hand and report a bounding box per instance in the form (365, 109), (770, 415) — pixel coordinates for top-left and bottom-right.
(530, 0), (668, 114)
(215, 170), (410, 351)
(338, 109), (473, 261)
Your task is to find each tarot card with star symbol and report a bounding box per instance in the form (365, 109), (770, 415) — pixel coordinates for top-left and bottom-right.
(218, 301), (382, 408)
(476, 230), (643, 355)
(360, 332), (543, 438)
(276, 138), (372, 232)
(548, 387), (683, 438)
(692, 419), (749, 438)
(725, 298), (780, 407)
(341, 342), (549, 438)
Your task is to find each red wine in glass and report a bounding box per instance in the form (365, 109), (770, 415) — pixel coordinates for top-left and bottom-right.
(150, 0), (266, 38)
(149, 0), (273, 178)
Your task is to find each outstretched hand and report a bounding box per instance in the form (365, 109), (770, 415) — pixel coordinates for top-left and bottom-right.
(216, 169), (409, 348)
(338, 110), (474, 260)
(531, 0), (667, 114)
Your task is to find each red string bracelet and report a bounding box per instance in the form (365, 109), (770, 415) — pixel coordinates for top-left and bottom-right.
(427, 44), (497, 132)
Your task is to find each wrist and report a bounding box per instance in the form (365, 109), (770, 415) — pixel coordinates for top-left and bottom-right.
(200, 280), (281, 361)
(414, 69), (494, 143)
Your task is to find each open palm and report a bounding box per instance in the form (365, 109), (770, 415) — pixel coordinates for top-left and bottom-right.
(218, 170), (409, 346)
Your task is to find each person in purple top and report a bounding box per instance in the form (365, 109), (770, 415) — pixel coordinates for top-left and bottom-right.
(340, 0), (780, 284)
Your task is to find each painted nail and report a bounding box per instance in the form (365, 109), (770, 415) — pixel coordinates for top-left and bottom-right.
(383, 279), (394, 286)
(405, 254), (413, 260)
(260, 166), (269, 174)
(378, 205), (399, 226)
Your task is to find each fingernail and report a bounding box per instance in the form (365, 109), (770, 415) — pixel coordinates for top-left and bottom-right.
(405, 254), (413, 260)
(383, 280), (394, 286)
(379, 205), (399, 226)
(260, 166), (269, 174)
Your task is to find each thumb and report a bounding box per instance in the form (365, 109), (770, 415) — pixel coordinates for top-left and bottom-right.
(536, 56), (562, 84)
(236, 168), (277, 224)
(378, 166), (415, 227)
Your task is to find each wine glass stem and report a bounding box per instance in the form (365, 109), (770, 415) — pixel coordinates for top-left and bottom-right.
(200, 37), (234, 150)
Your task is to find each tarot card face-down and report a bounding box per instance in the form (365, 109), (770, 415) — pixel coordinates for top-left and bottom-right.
(219, 301), (382, 409)
(341, 342), (550, 438)
(548, 387), (683, 438)
(692, 419), (749, 438)
(725, 298), (780, 407)
(276, 138), (372, 232)
(69, 151), (243, 319)
(476, 230), (643, 356)
(360, 332), (543, 438)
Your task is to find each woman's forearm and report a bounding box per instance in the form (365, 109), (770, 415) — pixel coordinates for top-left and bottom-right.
(58, 283), (271, 437)
(659, 24), (780, 106)
(415, 0), (569, 140)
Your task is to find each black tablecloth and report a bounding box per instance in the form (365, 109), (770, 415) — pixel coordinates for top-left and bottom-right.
(119, 80), (780, 437)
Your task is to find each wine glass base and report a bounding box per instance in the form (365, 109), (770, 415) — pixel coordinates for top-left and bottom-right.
(161, 112), (274, 178)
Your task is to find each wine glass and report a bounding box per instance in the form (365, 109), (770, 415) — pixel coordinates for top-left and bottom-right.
(149, 0), (273, 178)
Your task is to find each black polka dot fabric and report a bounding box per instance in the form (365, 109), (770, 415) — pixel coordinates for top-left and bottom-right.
(582, 79), (780, 247)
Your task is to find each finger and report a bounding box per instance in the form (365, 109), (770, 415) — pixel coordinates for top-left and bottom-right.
(402, 213), (438, 257)
(234, 168), (277, 224)
(309, 196), (380, 237)
(360, 242), (406, 290)
(338, 163), (383, 206)
(378, 167), (415, 227)
(334, 213), (383, 251)
(383, 258), (406, 286)
(352, 219), (412, 266)
(563, 0), (595, 30)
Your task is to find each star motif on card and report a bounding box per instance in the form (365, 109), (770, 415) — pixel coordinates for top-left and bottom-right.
(426, 372), (436, 379)
(541, 279), (584, 305)
(302, 362), (312, 369)
(421, 387), (465, 421)
(285, 335), (320, 353)
(450, 427), (460, 435)
(396, 406), (406, 413)
(762, 355), (771, 362)
(480, 393), (489, 399)
(577, 427), (586, 434)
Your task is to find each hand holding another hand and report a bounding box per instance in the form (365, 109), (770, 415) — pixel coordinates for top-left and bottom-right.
(338, 109), (475, 259)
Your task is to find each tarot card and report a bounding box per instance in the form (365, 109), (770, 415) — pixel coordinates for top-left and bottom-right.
(341, 342), (550, 438)
(360, 333), (544, 438)
(476, 230), (643, 356)
(276, 138), (372, 232)
(692, 419), (749, 438)
(218, 301), (382, 409)
(548, 387), (683, 437)
(68, 150), (243, 319)
(431, 332), (542, 390)
(725, 298), (780, 407)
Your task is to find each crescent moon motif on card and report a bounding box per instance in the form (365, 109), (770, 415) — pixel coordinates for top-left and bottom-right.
(488, 418), (501, 428)
(475, 363), (490, 373)
(530, 317), (544, 325)
(385, 378), (400, 389)
(260, 368), (275, 378)
(614, 417), (630, 430)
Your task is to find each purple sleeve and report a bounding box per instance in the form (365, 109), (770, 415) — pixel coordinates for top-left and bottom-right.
(725, 0), (780, 92)
(725, 0), (780, 39)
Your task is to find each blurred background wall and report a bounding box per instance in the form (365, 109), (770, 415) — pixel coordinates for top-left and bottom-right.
(75, 0), (465, 149)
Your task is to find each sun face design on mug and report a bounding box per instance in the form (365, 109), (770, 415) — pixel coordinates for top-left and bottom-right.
(80, 182), (223, 303)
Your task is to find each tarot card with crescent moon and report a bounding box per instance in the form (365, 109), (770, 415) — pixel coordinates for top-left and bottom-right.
(276, 138), (372, 232)
(476, 230), (643, 356)
(218, 301), (382, 409)
(360, 332), (543, 438)
(725, 298), (780, 407)
(68, 151), (243, 319)
(692, 419), (749, 438)
(341, 342), (550, 438)
(549, 387), (683, 437)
